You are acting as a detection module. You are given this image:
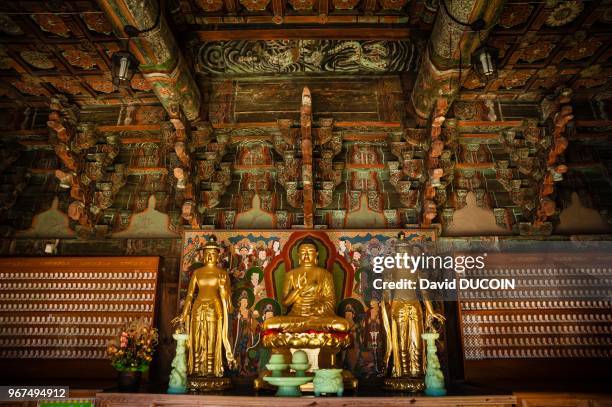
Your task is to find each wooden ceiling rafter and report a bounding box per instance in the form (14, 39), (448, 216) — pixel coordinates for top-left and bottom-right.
(95, 0), (202, 121)
(176, 0), (429, 27)
(411, 0), (506, 123)
(194, 27), (412, 40)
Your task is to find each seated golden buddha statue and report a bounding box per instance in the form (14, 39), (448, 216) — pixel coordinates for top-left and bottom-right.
(257, 238), (356, 389)
(263, 238), (350, 334)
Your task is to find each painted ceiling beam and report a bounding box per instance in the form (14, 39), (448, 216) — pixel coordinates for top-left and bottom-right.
(410, 0), (505, 123)
(301, 87), (314, 229)
(96, 0), (201, 121)
(194, 28), (412, 41)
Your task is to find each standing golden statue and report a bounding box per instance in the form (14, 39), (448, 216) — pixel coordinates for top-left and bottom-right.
(257, 237), (355, 390)
(381, 233), (445, 391)
(172, 236), (235, 391)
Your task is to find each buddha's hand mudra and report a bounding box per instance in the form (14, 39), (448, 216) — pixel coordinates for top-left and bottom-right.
(300, 281), (320, 297)
(170, 314), (188, 332)
(426, 312), (446, 331)
(225, 351), (236, 370)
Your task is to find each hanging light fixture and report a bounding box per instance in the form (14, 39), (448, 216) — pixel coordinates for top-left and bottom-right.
(111, 49), (138, 88)
(441, 0), (498, 82)
(111, 1), (162, 88)
(471, 46), (499, 82)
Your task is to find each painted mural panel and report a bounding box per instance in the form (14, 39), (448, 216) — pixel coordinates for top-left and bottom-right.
(179, 229), (435, 379)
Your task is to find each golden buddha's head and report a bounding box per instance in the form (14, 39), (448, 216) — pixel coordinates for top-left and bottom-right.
(297, 238), (318, 267)
(202, 235), (220, 265)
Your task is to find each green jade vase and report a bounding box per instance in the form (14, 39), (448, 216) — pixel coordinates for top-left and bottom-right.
(167, 333), (189, 394)
(422, 332), (447, 397)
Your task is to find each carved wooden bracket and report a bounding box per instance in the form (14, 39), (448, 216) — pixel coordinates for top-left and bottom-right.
(49, 96), (126, 236)
(421, 99), (454, 228)
(533, 89), (573, 229)
(301, 87), (314, 229)
(275, 87), (342, 228)
(171, 109), (231, 229)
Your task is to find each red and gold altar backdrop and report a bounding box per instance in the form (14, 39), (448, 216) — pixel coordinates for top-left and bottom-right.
(179, 229), (435, 379)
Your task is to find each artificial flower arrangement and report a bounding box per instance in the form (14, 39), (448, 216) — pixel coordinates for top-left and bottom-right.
(107, 317), (159, 372)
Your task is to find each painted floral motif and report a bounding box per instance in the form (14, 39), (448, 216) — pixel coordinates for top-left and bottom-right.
(462, 71), (485, 90)
(239, 0), (271, 11)
(488, 37), (512, 59)
(498, 4), (533, 28)
(517, 41), (555, 63)
(534, 66), (561, 89)
(81, 13), (112, 35)
(288, 0), (316, 11)
(20, 51), (55, 69)
(85, 75), (114, 93)
(0, 46), (12, 70)
(133, 106), (166, 124)
(379, 0), (408, 11)
(62, 50), (97, 70)
(10, 76), (48, 96)
(498, 69), (535, 89)
(195, 0), (224, 12)
(453, 102), (480, 120)
(545, 1), (584, 27)
(130, 75), (152, 91)
(46, 76), (84, 95)
(0, 14), (23, 35)
(333, 0), (360, 10)
(574, 65), (608, 89)
(31, 14), (71, 38)
(563, 37), (602, 61)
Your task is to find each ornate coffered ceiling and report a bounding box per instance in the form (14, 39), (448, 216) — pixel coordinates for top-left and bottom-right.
(0, 1), (157, 108)
(169, 0), (437, 27)
(0, 0), (610, 238)
(459, 0), (612, 103)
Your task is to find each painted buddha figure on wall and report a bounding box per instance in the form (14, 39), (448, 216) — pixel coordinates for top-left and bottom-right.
(263, 238), (350, 334)
(172, 236), (236, 391)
